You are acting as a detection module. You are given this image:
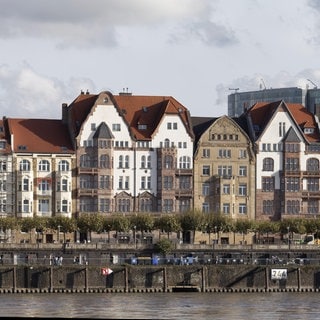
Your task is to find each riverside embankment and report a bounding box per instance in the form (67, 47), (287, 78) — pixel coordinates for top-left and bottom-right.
(0, 264), (319, 293)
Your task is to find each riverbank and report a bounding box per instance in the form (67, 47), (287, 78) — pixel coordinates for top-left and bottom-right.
(0, 264), (319, 293)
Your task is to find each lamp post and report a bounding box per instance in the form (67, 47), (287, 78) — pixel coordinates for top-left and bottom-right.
(287, 226), (290, 250)
(57, 225), (61, 243)
(133, 225), (137, 249)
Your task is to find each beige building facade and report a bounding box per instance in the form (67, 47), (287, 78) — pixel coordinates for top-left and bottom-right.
(192, 116), (255, 220)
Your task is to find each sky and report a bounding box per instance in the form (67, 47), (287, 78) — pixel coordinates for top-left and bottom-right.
(1, 0), (320, 119)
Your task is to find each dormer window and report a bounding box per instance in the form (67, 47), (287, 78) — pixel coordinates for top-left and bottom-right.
(304, 128), (314, 134)
(18, 145), (27, 150)
(138, 124), (147, 130)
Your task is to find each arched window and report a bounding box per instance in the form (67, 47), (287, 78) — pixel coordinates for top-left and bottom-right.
(164, 155), (173, 169)
(179, 156), (191, 169)
(58, 160), (70, 172)
(19, 159), (30, 171)
(164, 139), (170, 148)
(38, 160), (50, 171)
(147, 156), (151, 168)
(307, 158), (319, 171)
(263, 158), (274, 171)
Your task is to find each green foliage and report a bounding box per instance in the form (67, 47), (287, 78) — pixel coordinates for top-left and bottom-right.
(154, 238), (174, 255)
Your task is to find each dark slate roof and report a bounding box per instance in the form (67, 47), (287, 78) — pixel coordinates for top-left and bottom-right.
(284, 127), (301, 142)
(93, 122), (114, 139)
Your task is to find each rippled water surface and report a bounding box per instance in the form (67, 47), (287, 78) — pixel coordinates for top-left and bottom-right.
(1, 292), (320, 319)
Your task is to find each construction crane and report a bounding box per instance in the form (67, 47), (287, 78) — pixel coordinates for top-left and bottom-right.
(260, 78), (267, 90)
(307, 79), (318, 89)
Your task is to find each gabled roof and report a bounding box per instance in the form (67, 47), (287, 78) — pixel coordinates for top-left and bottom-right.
(284, 127), (301, 142)
(67, 92), (194, 141)
(7, 118), (74, 153)
(191, 116), (217, 143)
(246, 100), (320, 143)
(93, 122), (114, 139)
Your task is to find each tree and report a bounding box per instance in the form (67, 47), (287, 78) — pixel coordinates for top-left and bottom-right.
(179, 211), (203, 244)
(155, 214), (181, 239)
(155, 238), (174, 256)
(76, 213), (104, 242)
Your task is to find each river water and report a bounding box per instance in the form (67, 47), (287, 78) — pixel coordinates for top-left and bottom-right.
(1, 292), (319, 319)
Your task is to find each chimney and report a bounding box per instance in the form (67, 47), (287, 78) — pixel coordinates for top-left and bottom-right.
(62, 103), (68, 124)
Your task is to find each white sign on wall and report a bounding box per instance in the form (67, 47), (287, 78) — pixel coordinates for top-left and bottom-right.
(271, 269), (287, 280)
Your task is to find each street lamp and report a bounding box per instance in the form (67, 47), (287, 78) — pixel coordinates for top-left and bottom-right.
(133, 225), (137, 249)
(287, 226), (290, 250)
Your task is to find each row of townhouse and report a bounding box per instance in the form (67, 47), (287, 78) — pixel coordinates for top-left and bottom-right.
(0, 90), (319, 222)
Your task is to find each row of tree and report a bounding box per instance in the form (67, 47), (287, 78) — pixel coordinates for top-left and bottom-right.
(0, 212), (319, 240)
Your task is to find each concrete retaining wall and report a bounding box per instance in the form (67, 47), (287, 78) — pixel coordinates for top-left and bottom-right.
(0, 265), (320, 293)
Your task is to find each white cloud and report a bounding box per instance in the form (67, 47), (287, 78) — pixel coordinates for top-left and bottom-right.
(0, 64), (96, 118)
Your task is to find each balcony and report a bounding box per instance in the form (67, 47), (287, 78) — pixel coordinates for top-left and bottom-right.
(78, 189), (98, 197)
(175, 189), (193, 197)
(302, 191), (320, 199)
(175, 169), (192, 176)
(78, 167), (99, 175)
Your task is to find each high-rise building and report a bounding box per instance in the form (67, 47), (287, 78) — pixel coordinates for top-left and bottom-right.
(228, 87), (320, 117)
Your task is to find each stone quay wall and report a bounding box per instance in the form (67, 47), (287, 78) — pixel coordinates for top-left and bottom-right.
(0, 265), (319, 293)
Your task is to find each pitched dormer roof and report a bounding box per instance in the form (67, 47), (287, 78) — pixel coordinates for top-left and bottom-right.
(93, 122), (114, 139)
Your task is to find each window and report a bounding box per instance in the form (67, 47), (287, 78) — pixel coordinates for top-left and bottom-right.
(223, 184), (230, 194)
(141, 156), (146, 168)
(164, 176), (173, 190)
(140, 198), (152, 212)
(218, 166), (232, 177)
(308, 200), (318, 214)
(38, 160), (50, 171)
(307, 158), (319, 172)
(124, 155), (129, 168)
(61, 200), (68, 212)
(223, 203), (230, 214)
(112, 123), (121, 131)
(38, 180), (50, 192)
(147, 156), (151, 168)
(58, 160), (69, 172)
(99, 155), (109, 168)
(100, 176), (110, 189)
(119, 155), (123, 168)
(0, 141), (5, 149)
(287, 200), (300, 214)
(0, 161), (6, 172)
(164, 155), (173, 169)
(239, 150), (247, 158)
(0, 199), (6, 212)
(179, 199), (190, 212)
(203, 149), (210, 158)
(141, 176), (146, 189)
(285, 143), (300, 153)
(164, 139), (170, 148)
(22, 178), (30, 191)
(179, 156), (191, 169)
(0, 180), (6, 191)
(167, 122), (177, 130)
(179, 176), (190, 189)
(239, 166), (247, 176)
(118, 199), (130, 212)
(262, 158), (274, 171)
(286, 177), (300, 192)
(23, 199), (30, 213)
(202, 165), (210, 176)
(238, 184), (247, 196)
(38, 199), (50, 212)
(263, 200), (274, 215)
(279, 122), (286, 137)
(91, 123), (96, 131)
(202, 183), (210, 196)
(61, 178), (68, 191)
(19, 160), (30, 171)
(118, 176), (129, 189)
(218, 149), (231, 158)
(80, 175), (94, 189)
(307, 178), (319, 192)
(262, 177), (274, 192)
(239, 204), (247, 214)
(163, 199), (173, 212)
(285, 158), (299, 171)
(202, 203), (209, 213)
(99, 199), (110, 212)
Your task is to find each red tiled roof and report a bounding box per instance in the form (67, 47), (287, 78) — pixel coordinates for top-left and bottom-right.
(7, 118), (74, 153)
(247, 101), (320, 143)
(68, 92), (194, 141)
